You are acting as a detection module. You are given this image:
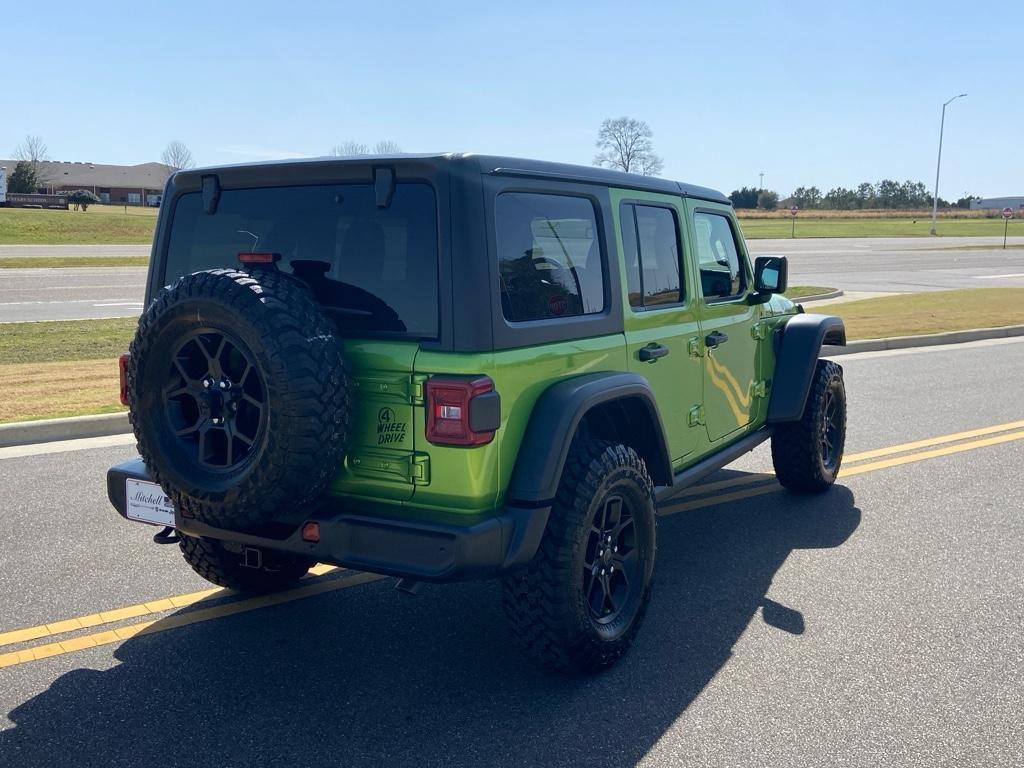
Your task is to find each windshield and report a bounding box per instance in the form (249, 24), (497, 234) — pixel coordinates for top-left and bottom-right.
(164, 182), (439, 338)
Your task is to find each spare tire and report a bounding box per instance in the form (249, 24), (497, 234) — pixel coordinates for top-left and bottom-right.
(126, 267), (350, 529)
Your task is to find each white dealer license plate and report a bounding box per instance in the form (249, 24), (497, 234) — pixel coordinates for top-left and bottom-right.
(125, 479), (175, 527)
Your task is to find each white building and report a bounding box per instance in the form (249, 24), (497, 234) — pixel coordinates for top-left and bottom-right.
(970, 196), (1024, 211)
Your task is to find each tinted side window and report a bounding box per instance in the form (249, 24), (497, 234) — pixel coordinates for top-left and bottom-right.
(693, 211), (746, 300)
(165, 183), (439, 337)
(620, 203), (683, 309)
(495, 192), (604, 322)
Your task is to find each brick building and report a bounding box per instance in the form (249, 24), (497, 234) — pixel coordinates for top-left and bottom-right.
(0, 159), (171, 205)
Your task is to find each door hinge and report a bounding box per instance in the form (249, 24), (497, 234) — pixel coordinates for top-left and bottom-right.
(348, 450), (431, 485)
(751, 322), (768, 340)
(752, 380), (769, 398)
(687, 336), (704, 357)
(410, 373), (428, 405)
(688, 405), (705, 427)
(410, 453), (431, 485)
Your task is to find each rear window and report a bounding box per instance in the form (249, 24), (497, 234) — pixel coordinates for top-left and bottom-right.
(165, 183), (439, 337)
(494, 192), (605, 323)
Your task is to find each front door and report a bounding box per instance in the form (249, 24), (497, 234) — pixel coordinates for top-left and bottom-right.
(617, 193), (703, 462)
(688, 204), (760, 443)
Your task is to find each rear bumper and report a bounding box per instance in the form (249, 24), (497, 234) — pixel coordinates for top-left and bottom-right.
(106, 459), (549, 583)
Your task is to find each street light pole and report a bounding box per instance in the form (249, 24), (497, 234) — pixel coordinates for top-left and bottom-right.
(930, 93), (967, 236)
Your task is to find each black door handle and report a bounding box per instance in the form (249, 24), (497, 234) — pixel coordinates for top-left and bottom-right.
(638, 343), (670, 362)
(705, 331), (729, 348)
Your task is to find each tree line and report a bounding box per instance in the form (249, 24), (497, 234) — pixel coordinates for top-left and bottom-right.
(731, 180), (977, 211)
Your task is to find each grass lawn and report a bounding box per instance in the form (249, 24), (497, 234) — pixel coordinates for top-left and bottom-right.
(2, 292), (1023, 422)
(834, 288), (1024, 340)
(0, 204), (156, 244)
(0, 317), (136, 423)
(784, 285), (835, 299)
(0, 317), (137, 365)
(0, 359), (126, 423)
(0, 255), (149, 268)
(737, 216), (1019, 239)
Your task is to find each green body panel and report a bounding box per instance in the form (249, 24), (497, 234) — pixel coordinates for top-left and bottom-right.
(414, 335), (627, 515)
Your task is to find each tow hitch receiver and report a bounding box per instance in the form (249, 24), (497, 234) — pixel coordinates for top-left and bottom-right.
(153, 526), (181, 545)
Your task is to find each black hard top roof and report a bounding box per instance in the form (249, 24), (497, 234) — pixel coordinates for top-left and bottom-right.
(179, 153), (731, 205)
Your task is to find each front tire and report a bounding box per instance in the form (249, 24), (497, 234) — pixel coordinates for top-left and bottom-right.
(502, 441), (656, 673)
(771, 359), (846, 492)
(180, 536), (313, 592)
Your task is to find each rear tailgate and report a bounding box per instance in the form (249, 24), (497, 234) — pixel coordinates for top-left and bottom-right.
(328, 340), (426, 501)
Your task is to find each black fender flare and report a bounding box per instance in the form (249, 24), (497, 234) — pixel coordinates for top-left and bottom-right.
(507, 372), (673, 505)
(767, 313), (846, 423)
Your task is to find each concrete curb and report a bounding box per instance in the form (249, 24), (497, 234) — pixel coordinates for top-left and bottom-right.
(795, 289), (843, 303)
(0, 412), (130, 449)
(3, 324), (1024, 448)
(825, 324), (1024, 356)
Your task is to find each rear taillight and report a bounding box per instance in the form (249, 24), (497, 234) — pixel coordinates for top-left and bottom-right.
(118, 353), (131, 406)
(425, 376), (500, 446)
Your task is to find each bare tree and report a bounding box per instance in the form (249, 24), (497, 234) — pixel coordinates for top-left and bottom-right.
(161, 141), (195, 173)
(593, 117), (664, 176)
(331, 141), (369, 156)
(13, 134), (53, 185)
(374, 140), (402, 154)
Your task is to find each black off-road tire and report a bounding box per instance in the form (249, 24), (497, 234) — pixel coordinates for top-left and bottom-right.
(180, 536), (313, 592)
(502, 440), (657, 674)
(127, 267), (350, 528)
(771, 359), (846, 492)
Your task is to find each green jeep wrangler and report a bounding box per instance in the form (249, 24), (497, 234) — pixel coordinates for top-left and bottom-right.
(107, 154), (847, 673)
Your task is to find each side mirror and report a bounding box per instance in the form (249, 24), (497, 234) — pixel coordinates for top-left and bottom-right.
(753, 255), (788, 295)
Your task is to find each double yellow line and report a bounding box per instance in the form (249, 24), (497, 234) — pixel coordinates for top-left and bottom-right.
(2, 418), (1023, 671)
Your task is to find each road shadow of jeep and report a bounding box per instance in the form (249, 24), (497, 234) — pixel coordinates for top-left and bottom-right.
(2, 479), (860, 768)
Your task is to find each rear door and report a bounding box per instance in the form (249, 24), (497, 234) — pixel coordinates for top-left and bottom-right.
(687, 202), (761, 442)
(616, 191), (703, 462)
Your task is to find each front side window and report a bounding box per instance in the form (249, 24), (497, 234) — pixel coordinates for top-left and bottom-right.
(693, 211), (746, 300)
(165, 182), (439, 337)
(620, 203), (683, 309)
(495, 192), (605, 322)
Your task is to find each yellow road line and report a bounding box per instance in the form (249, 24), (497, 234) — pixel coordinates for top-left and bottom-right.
(844, 419), (1024, 463)
(0, 571), (383, 669)
(3, 424), (1024, 670)
(670, 418), (1024, 503)
(661, 428), (1024, 516)
(838, 429), (1024, 477)
(0, 564), (340, 650)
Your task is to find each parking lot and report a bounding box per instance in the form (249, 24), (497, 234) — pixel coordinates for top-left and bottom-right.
(1, 337), (1022, 767)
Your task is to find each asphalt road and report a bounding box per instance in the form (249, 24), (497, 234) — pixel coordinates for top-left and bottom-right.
(1, 338), (1022, 767)
(2, 236), (1023, 323)
(0, 267), (146, 322)
(746, 235), (1024, 293)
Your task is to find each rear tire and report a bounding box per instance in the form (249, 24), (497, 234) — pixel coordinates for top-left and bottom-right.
(502, 440), (656, 673)
(771, 359), (846, 492)
(179, 536), (313, 592)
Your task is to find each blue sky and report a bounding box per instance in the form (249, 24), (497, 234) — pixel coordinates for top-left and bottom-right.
(3, 1), (1021, 197)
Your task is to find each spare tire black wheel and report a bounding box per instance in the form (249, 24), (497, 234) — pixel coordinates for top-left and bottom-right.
(126, 267), (351, 529)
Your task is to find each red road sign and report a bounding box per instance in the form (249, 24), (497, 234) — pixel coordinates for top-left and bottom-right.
(1002, 207), (1014, 219)
(790, 206), (799, 216)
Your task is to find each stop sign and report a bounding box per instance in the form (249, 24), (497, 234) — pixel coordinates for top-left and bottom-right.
(790, 206), (799, 216)
(1002, 207), (1014, 220)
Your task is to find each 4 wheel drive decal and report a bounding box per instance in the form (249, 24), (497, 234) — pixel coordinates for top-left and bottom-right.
(377, 407), (408, 446)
